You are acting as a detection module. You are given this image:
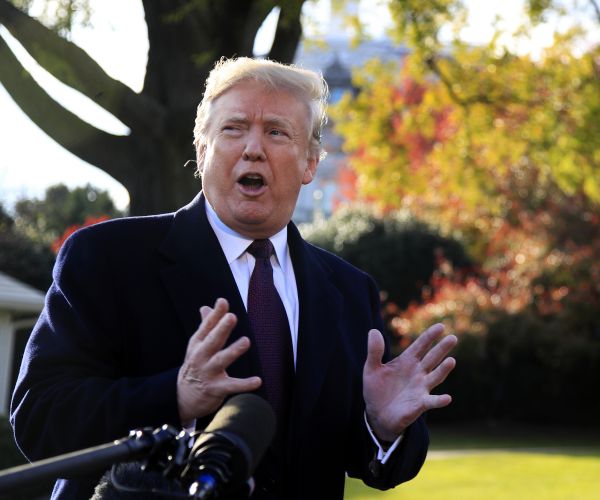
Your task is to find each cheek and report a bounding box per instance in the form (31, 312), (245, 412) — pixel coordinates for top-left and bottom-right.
(202, 146), (228, 176)
(212, 142), (243, 169)
(204, 165), (228, 193)
(199, 153), (223, 191)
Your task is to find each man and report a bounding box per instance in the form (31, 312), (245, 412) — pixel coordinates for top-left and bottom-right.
(11, 57), (457, 499)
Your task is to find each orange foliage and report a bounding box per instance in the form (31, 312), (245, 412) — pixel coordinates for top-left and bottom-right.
(331, 60), (600, 341)
(51, 215), (110, 254)
(392, 194), (600, 338)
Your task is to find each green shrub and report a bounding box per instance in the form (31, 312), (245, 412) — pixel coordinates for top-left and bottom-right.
(0, 417), (56, 497)
(301, 205), (472, 310)
(301, 204), (600, 425)
(431, 308), (600, 425)
(0, 417), (26, 470)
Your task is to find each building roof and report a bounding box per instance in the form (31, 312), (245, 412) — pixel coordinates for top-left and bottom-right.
(295, 36), (409, 75)
(323, 53), (352, 88)
(0, 271), (45, 313)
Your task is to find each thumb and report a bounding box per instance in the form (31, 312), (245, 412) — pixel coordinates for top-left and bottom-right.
(365, 329), (385, 371)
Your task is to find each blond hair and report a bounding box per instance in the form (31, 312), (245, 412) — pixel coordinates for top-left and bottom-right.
(193, 57), (329, 163)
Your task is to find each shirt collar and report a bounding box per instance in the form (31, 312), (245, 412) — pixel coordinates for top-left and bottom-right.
(204, 199), (289, 267)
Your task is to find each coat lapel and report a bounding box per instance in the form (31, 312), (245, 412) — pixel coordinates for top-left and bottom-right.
(157, 199), (343, 412)
(287, 223), (343, 419)
(157, 192), (258, 380)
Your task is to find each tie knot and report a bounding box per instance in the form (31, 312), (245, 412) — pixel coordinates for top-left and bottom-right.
(247, 239), (274, 260)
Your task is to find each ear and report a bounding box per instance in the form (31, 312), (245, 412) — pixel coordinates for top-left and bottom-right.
(196, 144), (206, 176)
(302, 156), (319, 185)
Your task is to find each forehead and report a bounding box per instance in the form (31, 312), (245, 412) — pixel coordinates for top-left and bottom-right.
(208, 80), (311, 127)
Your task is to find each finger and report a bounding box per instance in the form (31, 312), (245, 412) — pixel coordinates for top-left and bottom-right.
(192, 306), (214, 340)
(200, 306), (213, 321)
(201, 298), (229, 333)
(193, 298), (230, 343)
(365, 329), (385, 371)
(425, 393), (452, 410)
(427, 357), (456, 389)
(221, 376), (263, 395)
(421, 334), (458, 372)
(200, 311), (238, 356)
(207, 336), (252, 372)
(404, 323), (445, 359)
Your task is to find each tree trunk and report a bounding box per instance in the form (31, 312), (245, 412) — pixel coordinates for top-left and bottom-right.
(0, 0), (306, 215)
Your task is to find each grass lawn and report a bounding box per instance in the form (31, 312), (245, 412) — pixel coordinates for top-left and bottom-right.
(345, 423), (600, 500)
(3, 419), (599, 499)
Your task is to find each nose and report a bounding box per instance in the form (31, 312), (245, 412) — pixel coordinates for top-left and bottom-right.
(242, 128), (266, 162)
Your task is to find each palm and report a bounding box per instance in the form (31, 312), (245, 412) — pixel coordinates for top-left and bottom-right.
(363, 324), (457, 442)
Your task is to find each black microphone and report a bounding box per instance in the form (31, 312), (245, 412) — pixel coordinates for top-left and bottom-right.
(182, 393), (276, 499)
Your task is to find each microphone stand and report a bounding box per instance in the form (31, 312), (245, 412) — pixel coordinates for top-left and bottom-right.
(0, 425), (182, 495)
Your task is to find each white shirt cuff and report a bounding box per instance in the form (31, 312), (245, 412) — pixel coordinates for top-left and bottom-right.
(183, 419), (196, 434)
(363, 412), (404, 465)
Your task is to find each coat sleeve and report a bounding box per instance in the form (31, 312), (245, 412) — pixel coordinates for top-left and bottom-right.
(10, 228), (182, 461)
(345, 273), (429, 490)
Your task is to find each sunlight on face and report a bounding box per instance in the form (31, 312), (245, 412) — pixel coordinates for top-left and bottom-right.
(199, 80), (318, 239)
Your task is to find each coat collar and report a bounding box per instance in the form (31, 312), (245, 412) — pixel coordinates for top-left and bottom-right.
(158, 192), (343, 416)
(287, 223), (343, 419)
(158, 192), (256, 379)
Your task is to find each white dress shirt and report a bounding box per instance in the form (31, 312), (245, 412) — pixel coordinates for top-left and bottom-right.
(204, 200), (402, 461)
(205, 201), (299, 365)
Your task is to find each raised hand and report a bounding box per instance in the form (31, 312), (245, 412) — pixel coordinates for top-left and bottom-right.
(363, 324), (458, 442)
(177, 298), (262, 423)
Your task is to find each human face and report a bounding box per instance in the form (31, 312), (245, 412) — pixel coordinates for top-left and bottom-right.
(198, 80), (318, 239)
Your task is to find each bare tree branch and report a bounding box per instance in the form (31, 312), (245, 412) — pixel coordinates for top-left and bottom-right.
(0, 0), (309, 214)
(590, 0), (600, 24)
(242, 1), (276, 57)
(268, 0), (304, 63)
(0, 0), (165, 136)
(0, 32), (135, 184)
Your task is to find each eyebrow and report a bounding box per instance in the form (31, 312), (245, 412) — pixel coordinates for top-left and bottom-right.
(218, 113), (295, 130)
(218, 113), (248, 126)
(263, 115), (295, 130)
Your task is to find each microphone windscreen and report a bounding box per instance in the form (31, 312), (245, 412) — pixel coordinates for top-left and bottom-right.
(91, 463), (180, 499)
(199, 394), (276, 472)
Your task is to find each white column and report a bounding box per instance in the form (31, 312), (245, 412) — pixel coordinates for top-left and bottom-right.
(0, 311), (15, 416)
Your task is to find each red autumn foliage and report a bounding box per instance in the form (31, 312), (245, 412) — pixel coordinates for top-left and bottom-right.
(331, 75), (600, 341)
(51, 215), (111, 254)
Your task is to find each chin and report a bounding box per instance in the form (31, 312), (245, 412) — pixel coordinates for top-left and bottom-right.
(220, 195), (292, 234)
(235, 218), (288, 239)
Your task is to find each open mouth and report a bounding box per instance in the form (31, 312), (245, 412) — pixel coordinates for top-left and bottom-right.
(238, 174), (265, 190)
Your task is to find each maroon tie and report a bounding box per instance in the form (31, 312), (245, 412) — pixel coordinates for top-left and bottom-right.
(246, 239), (294, 423)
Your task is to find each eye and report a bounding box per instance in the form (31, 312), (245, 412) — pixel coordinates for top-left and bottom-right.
(222, 124), (243, 135)
(269, 129), (289, 138)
